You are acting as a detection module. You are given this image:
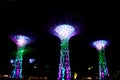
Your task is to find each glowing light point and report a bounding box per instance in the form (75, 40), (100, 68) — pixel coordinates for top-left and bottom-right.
(74, 72), (78, 79)
(53, 24), (76, 80)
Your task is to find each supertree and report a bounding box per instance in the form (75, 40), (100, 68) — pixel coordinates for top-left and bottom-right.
(92, 40), (110, 80)
(53, 24), (76, 80)
(10, 35), (31, 79)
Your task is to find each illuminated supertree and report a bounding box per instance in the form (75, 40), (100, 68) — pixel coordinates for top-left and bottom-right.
(11, 35), (31, 79)
(53, 24), (76, 80)
(92, 40), (110, 80)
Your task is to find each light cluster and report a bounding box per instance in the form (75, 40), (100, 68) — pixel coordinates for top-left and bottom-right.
(29, 59), (35, 64)
(54, 24), (75, 40)
(8, 24), (111, 80)
(12, 35), (30, 47)
(54, 24), (75, 80)
(92, 40), (108, 50)
(11, 35), (31, 79)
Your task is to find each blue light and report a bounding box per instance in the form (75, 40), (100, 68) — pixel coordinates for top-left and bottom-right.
(29, 59), (35, 64)
(10, 59), (14, 64)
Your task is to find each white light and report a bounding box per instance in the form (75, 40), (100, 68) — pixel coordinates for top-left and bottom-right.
(10, 59), (14, 64)
(3, 75), (9, 77)
(88, 66), (93, 70)
(29, 59), (35, 64)
(74, 72), (78, 79)
(13, 35), (30, 47)
(55, 24), (75, 40)
(86, 77), (92, 80)
(34, 64), (37, 69)
(93, 40), (108, 50)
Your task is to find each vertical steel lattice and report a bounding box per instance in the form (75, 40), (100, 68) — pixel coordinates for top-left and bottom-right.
(11, 47), (24, 79)
(58, 39), (71, 80)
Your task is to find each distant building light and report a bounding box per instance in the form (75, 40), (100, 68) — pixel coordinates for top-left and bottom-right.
(34, 64), (37, 69)
(88, 67), (91, 70)
(74, 72), (78, 79)
(86, 77), (92, 80)
(3, 75), (9, 77)
(40, 77), (43, 79)
(96, 77), (98, 79)
(88, 66), (93, 70)
(44, 77), (48, 79)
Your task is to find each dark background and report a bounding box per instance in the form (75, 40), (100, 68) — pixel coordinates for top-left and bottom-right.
(0, 0), (120, 79)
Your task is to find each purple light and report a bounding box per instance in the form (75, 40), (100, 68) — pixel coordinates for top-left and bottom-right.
(92, 40), (108, 50)
(53, 24), (77, 80)
(12, 35), (30, 47)
(54, 24), (75, 40)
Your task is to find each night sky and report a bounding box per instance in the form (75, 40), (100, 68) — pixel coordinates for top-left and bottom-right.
(0, 0), (120, 78)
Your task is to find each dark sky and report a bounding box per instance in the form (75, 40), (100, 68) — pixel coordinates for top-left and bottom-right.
(0, 0), (120, 77)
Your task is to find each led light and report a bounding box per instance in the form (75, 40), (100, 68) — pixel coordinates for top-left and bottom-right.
(54, 24), (76, 80)
(92, 40), (108, 50)
(11, 35), (31, 79)
(29, 59), (35, 64)
(54, 24), (75, 40)
(12, 35), (30, 47)
(92, 40), (110, 80)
